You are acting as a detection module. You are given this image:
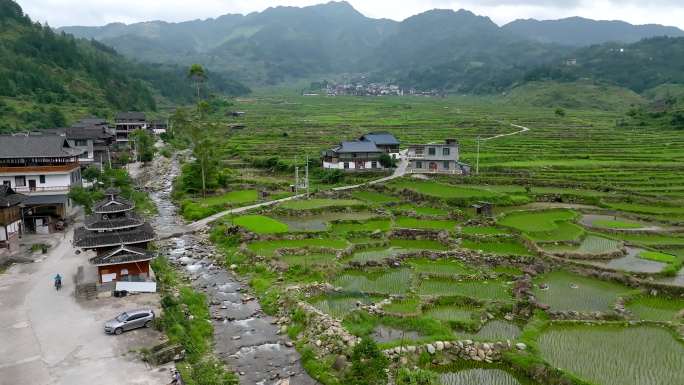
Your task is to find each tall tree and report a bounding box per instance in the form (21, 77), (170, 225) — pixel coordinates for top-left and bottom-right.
(188, 64), (207, 100)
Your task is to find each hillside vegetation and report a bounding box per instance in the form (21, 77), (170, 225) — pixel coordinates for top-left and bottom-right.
(505, 81), (645, 111)
(59, 2), (684, 95)
(0, 0), (249, 131)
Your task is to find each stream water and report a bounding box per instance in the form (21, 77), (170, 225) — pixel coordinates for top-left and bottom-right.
(144, 156), (317, 385)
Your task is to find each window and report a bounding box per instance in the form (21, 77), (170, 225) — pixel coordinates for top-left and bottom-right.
(14, 176), (25, 187)
(416, 161), (423, 169)
(127, 313), (143, 321)
(371, 161), (378, 168)
(39, 175), (46, 184)
(344, 162), (349, 169)
(443, 147), (450, 156)
(428, 148), (436, 156)
(120, 268), (129, 276)
(415, 147), (424, 156)
(443, 161), (450, 169)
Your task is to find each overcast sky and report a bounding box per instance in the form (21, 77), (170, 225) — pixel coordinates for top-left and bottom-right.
(16, 0), (684, 29)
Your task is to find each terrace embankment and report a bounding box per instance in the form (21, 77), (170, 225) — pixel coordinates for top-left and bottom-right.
(140, 154), (316, 385)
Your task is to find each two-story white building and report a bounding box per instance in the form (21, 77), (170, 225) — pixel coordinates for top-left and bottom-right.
(0, 135), (83, 233)
(406, 139), (470, 175)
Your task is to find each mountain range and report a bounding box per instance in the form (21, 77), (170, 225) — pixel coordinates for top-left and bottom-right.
(49, 1), (684, 93)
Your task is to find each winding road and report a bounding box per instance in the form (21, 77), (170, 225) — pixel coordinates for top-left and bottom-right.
(188, 121), (530, 230)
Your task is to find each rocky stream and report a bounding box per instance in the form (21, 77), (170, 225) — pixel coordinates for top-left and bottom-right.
(139, 155), (317, 385)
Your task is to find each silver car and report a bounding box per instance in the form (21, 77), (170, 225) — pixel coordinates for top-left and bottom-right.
(104, 309), (155, 335)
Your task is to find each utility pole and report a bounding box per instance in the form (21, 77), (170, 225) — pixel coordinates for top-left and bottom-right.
(476, 135), (481, 176)
(305, 154), (309, 198)
(294, 158), (299, 195)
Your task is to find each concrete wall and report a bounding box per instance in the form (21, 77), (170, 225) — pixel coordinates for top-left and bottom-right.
(323, 160), (385, 171)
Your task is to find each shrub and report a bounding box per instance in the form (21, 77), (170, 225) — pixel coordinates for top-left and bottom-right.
(396, 368), (439, 385)
(342, 337), (389, 385)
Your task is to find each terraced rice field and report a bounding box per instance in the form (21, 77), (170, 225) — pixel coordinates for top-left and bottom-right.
(464, 320), (521, 341)
(461, 239), (533, 256)
(395, 204), (450, 216)
(543, 235), (622, 255)
(417, 278), (511, 301)
(394, 217), (457, 231)
(382, 297), (422, 314)
(310, 293), (381, 319)
(538, 325), (684, 385)
(247, 238), (348, 256)
(273, 211), (375, 231)
(279, 253), (337, 267)
(232, 215), (289, 234)
(440, 369), (524, 385)
(626, 296), (684, 323)
(424, 304), (478, 322)
(279, 198), (363, 210)
(408, 258), (478, 276)
(351, 191), (398, 204)
(388, 239), (448, 250)
(533, 271), (632, 312)
(391, 180), (502, 200)
(499, 209), (577, 233)
(332, 268), (413, 295)
(461, 226), (510, 236)
(349, 247), (407, 263)
(332, 219), (392, 234)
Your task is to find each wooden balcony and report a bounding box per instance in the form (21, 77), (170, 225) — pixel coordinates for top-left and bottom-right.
(0, 163), (80, 173)
(13, 185), (71, 193)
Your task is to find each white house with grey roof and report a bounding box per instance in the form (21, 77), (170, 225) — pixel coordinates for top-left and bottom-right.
(0, 135), (83, 233)
(322, 132), (400, 171)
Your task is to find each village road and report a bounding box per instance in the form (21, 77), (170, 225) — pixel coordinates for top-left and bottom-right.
(0, 229), (168, 385)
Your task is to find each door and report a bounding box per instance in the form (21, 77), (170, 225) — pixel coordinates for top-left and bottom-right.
(28, 180), (36, 192)
(124, 314), (143, 330)
(429, 162), (438, 172)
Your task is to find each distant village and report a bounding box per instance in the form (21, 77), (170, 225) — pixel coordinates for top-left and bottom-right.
(305, 81), (444, 97)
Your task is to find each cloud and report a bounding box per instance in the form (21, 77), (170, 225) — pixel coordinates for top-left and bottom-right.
(14, 0), (684, 29)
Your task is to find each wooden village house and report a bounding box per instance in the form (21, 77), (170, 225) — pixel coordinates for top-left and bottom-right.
(0, 135), (83, 234)
(0, 185), (25, 249)
(322, 132), (400, 171)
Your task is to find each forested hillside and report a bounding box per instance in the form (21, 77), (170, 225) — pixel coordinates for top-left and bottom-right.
(503, 17), (684, 46)
(0, 0), (248, 131)
(59, 1), (684, 95)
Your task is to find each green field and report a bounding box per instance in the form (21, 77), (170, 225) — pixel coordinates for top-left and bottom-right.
(193, 94), (684, 384)
(232, 215), (289, 234)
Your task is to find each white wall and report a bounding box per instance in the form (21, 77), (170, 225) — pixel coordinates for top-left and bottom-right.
(322, 160), (383, 170)
(0, 169), (80, 192)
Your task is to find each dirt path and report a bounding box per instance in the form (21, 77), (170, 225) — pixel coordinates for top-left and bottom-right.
(484, 121), (530, 141)
(188, 121), (529, 230)
(0, 229), (168, 385)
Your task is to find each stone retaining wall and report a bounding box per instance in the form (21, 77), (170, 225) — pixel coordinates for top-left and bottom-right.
(383, 339), (515, 365)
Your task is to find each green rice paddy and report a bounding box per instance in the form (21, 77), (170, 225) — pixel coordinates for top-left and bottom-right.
(440, 369), (523, 385)
(461, 239), (533, 256)
(310, 293), (381, 319)
(533, 271), (632, 312)
(498, 209), (577, 233)
(424, 304), (477, 322)
(626, 296), (684, 323)
(538, 325), (684, 385)
(383, 297), (422, 314)
(463, 320), (521, 341)
(543, 235), (622, 255)
(391, 180), (501, 200)
(232, 215), (289, 234)
(351, 191), (398, 204)
(247, 238), (348, 256)
(279, 198), (362, 210)
(332, 269), (413, 295)
(393, 217), (457, 231)
(417, 278), (511, 301)
(408, 258), (478, 276)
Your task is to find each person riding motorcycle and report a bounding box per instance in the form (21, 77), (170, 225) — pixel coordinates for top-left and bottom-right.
(54, 274), (62, 290)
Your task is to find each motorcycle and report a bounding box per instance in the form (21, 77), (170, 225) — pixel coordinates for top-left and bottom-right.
(54, 279), (62, 291)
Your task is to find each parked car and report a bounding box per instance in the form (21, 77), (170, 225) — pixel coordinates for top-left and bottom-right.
(104, 309), (155, 335)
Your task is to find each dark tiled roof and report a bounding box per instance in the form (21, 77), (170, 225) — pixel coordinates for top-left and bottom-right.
(0, 135), (82, 158)
(115, 112), (146, 121)
(84, 212), (145, 231)
(334, 141), (381, 153)
(360, 132), (399, 146)
(23, 194), (67, 205)
(0, 185), (25, 207)
(72, 117), (108, 128)
(65, 127), (113, 141)
(74, 222), (155, 249)
(93, 196), (135, 213)
(89, 245), (154, 266)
